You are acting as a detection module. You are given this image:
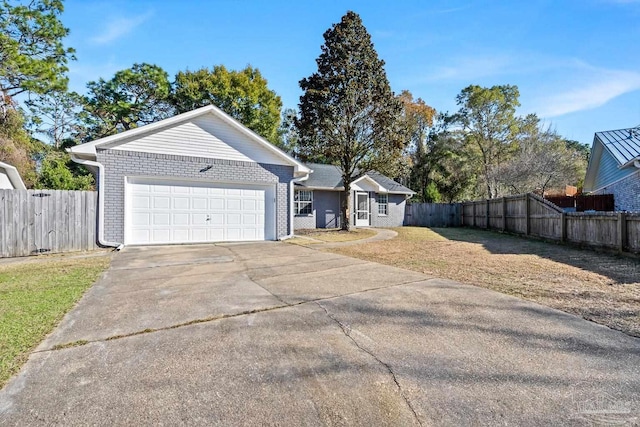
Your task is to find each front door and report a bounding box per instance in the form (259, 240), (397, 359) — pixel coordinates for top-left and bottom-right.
(355, 192), (369, 227)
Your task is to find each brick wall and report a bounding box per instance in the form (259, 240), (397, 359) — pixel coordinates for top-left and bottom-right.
(97, 149), (294, 243)
(591, 169), (640, 212)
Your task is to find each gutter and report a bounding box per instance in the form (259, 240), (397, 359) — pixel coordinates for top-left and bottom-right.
(68, 154), (124, 250)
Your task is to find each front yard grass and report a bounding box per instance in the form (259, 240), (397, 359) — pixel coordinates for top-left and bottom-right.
(295, 228), (377, 243)
(328, 226), (640, 337)
(0, 254), (110, 387)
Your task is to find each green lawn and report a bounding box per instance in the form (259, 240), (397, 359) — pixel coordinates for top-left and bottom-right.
(0, 255), (110, 387)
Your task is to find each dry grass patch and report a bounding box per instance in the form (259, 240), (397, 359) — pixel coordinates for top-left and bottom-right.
(329, 226), (640, 337)
(295, 228), (377, 242)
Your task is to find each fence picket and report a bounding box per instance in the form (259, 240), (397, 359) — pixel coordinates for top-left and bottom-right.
(0, 189), (99, 258)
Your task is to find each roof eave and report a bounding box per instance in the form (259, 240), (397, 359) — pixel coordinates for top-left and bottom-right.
(68, 105), (310, 173)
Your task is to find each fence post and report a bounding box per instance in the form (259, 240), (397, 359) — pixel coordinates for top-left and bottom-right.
(618, 212), (627, 252)
(486, 200), (490, 229)
(472, 202), (476, 228)
(525, 194), (531, 236)
(560, 212), (566, 242)
(502, 197), (507, 231)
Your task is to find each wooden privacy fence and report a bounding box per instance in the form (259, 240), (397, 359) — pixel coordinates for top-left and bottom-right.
(0, 189), (99, 258)
(404, 203), (461, 227)
(460, 193), (640, 254)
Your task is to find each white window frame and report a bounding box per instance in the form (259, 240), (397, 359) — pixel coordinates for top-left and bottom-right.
(378, 193), (388, 216)
(295, 190), (313, 216)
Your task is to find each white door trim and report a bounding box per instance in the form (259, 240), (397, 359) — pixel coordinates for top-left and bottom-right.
(354, 191), (370, 227)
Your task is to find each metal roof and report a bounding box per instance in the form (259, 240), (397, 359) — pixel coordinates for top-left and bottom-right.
(297, 163), (415, 195)
(595, 127), (640, 166)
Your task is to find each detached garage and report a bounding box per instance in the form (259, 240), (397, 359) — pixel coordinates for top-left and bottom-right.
(68, 105), (310, 247)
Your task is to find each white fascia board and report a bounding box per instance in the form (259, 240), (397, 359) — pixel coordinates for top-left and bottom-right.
(583, 136), (602, 192)
(0, 162), (26, 190)
(352, 175), (387, 193)
(67, 105), (311, 176)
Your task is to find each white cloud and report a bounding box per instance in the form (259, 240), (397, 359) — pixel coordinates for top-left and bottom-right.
(533, 66), (640, 118)
(91, 11), (153, 45)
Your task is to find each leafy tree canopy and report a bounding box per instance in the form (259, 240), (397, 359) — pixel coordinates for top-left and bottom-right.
(296, 11), (402, 229)
(80, 63), (173, 140)
(0, 0), (75, 112)
(453, 84), (520, 199)
(173, 65), (282, 143)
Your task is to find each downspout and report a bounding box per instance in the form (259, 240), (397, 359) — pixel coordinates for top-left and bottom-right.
(282, 173), (310, 240)
(634, 160), (640, 169)
(69, 155), (124, 250)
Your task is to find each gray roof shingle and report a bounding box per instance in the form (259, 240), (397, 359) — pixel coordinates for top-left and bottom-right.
(296, 163), (415, 195)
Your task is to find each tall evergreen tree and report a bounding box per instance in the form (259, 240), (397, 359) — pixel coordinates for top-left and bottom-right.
(0, 0), (75, 115)
(296, 11), (402, 230)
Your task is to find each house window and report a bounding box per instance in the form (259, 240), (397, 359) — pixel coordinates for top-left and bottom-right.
(295, 190), (313, 215)
(378, 193), (388, 215)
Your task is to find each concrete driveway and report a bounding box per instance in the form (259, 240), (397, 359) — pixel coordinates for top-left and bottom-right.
(1, 242), (639, 426)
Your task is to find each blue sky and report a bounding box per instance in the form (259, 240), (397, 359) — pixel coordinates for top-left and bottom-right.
(61, 0), (640, 145)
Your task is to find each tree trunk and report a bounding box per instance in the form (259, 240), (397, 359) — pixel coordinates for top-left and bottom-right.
(341, 182), (352, 231)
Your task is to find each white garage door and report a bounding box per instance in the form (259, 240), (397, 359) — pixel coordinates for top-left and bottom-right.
(126, 179), (275, 245)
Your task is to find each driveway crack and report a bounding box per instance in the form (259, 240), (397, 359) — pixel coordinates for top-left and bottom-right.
(313, 300), (423, 426)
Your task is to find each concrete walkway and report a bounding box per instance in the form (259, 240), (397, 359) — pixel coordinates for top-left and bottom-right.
(1, 242), (639, 426)
(293, 227), (398, 248)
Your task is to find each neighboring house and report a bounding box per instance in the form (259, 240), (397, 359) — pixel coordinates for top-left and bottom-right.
(0, 161), (26, 190)
(293, 163), (415, 230)
(68, 105), (310, 247)
(583, 127), (640, 211)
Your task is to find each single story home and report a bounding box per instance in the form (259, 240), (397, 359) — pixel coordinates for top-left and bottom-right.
(0, 161), (26, 190)
(583, 127), (640, 211)
(293, 163), (414, 230)
(68, 105), (414, 247)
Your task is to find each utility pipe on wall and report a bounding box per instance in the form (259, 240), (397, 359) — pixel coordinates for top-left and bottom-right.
(69, 155), (124, 250)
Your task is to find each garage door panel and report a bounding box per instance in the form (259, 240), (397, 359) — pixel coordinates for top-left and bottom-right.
(153, 197), (170, 209)
(132, 213), (150, 226)
(173, 197), (189, 209)
(192, 213), (209, 225)
(127, 180), (272, 244)
(132, 196), (150, 209)
(153, 229), (171, 242)
(173, 213), (189, 226)
(153, 213), (170, 226)
(226, 198), (241, 210)
(192, 197), (208, 210)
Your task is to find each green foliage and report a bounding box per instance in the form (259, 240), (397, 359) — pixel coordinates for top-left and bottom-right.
(81, 63), (173, 140)
(0, 0), (75, 109)
(35, 150), (93, 190)
(277, 107), (299, 155)
(423, 181), (441, 203)
(296, 11), (402, 229)
(25, 89), (83, 148)
(0, 108), (46, 187)
(497, 115), (588, 194)
(173, 65), (282, 143)
(453, 85), (521, 199)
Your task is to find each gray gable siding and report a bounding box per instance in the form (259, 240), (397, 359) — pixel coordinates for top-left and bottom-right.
(593, 146), (636, 190)
(97, 149), (293, 243)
